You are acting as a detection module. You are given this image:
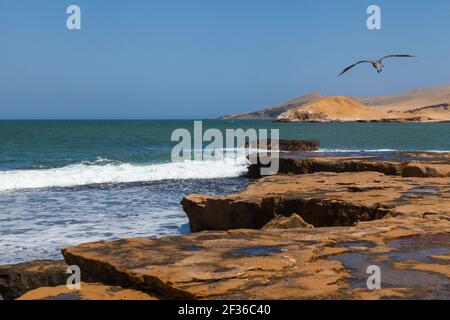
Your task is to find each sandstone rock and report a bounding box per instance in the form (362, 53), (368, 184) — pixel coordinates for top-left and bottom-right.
(0, 260), (68, 300)
(431, 254), (450, 261)
(394, 261), (450, 278)
(183, 172), (450, 232)
(262, 214), (314, 230)
(181, 194), (275, 232)
(61, 215), (450, 300)
(401, 162), (450, 178)
(17, 282), (158, 300)
(248, 153), (450, 179)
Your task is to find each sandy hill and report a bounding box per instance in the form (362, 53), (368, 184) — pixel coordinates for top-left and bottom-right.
(363, 85), (450, 111)
(277, 96), (382, 122)
(277, 96), (450, 123)
(221, 85), (450, 122)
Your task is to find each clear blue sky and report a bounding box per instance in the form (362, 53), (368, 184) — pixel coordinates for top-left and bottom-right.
(1, 0), (450, 119)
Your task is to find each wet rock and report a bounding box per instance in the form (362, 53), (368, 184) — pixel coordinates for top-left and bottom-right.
(328, 233), (450, 299)
(245, 139), (320, 152)
(431, 254), (450, 262)
(394, 261), (450, 278)
(17, 282), (158, 300)
(262, 214), (314, 230)
(0, 260), (68, 300)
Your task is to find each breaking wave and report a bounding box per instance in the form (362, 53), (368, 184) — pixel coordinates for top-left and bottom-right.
(0, 155), (249, 192)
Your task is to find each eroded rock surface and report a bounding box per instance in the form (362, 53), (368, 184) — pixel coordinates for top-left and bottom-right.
(61, 215), (450, 300)
(182, 172), (450, 232)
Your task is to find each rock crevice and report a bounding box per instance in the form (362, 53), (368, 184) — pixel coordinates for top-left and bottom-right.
(182, 171), (449, 232)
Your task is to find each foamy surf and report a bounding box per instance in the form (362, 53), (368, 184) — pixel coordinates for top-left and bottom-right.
(0, 156), (249, 192)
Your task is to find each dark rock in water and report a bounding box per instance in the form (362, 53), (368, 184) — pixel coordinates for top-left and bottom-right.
(277, 139), (320, 152)
(245, 139), (320, 152)
(0, 260), (68, 300)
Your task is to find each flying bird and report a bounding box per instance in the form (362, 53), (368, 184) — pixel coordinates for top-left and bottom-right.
(338, 55), (416, 76)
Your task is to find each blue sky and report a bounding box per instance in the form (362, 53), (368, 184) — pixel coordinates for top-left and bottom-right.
(1, 0), (450, 119)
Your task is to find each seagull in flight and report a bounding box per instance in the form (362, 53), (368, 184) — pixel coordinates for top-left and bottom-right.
(338, 55), (416, 76)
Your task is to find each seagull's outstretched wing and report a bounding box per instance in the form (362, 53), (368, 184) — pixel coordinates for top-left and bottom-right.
(338, 60), (371, 77)
(380, 54), (416, 62)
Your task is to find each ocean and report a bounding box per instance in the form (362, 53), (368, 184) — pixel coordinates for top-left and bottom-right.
(0, 120), (449, 264)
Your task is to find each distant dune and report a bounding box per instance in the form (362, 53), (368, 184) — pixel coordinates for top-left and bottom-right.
(221, 85), (450, 122)
(277, 96), (381, 122)
(277, 96), (449, 122)
(363, 85), (450, 111)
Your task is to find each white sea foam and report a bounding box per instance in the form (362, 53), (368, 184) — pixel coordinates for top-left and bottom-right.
(0, 155), (249, 192)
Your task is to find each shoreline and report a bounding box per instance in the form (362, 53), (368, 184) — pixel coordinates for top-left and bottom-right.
(1, 147), (449, 300)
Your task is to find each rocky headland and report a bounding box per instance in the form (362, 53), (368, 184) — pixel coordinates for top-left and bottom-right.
(1, 149), (449, 300)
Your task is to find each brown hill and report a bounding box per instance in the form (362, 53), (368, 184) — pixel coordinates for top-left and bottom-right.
(222, 85), (450, 122)
(363, 85), (450, 111)
(277, 96), (382, 122)
(277, 96), (450, 123)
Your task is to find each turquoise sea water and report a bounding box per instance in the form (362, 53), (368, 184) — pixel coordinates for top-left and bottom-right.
(0, 120), (449, 264)
(1, 121), (449, 171)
